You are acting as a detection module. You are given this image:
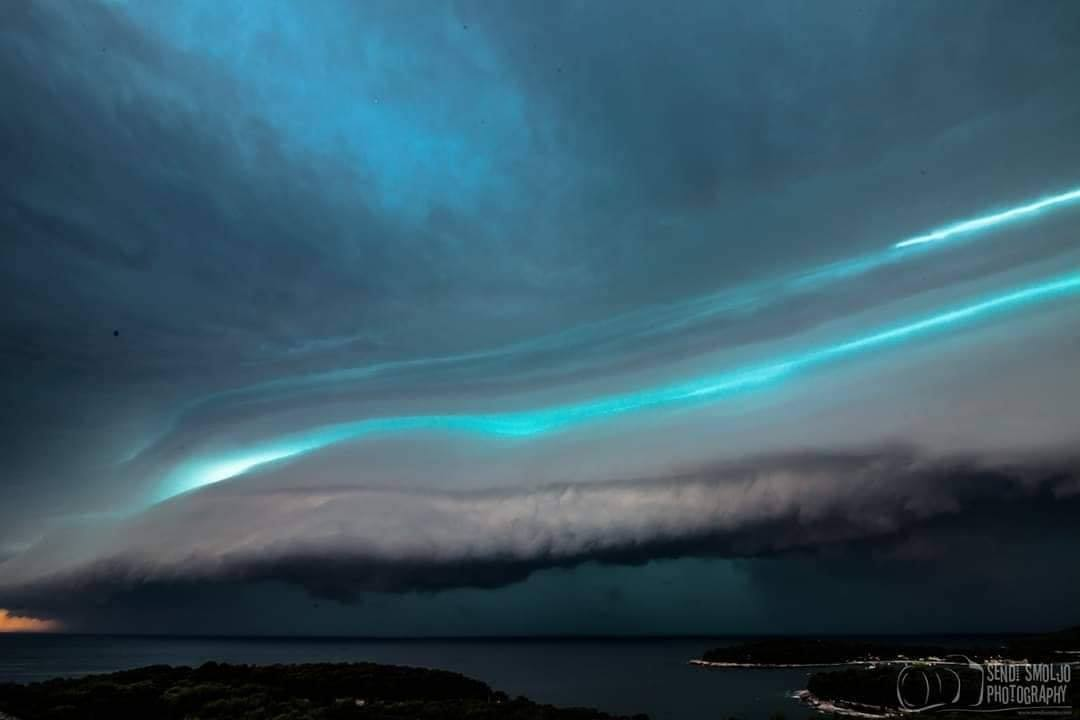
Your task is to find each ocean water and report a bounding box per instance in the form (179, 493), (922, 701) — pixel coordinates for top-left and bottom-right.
(0, 635), (820, 720)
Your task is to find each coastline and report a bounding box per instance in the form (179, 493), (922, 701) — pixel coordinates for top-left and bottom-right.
(792, 690), (899, 719)
(0, 662), (649, 719)
(689, 658), (881, 669)
(691, 630), (1080, 718)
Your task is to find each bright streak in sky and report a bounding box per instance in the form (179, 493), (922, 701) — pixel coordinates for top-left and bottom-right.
(131, 181), (1080, 469)
(895, 187), (1080, 248)
(159, 270), (1080, 501)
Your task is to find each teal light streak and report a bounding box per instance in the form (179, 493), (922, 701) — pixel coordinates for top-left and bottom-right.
(895, 187), (1080, 248)
(132, 182), (1080, 467)
(158, 270), (1080, 501)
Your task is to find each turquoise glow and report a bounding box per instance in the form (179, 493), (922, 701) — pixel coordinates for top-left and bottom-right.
(157, 271), (1080, 500)
(128, 182), (1080, 467)
(894, 187), (1080, 248)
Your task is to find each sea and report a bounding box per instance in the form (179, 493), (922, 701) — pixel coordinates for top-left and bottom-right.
(0, 634), (1008, 720)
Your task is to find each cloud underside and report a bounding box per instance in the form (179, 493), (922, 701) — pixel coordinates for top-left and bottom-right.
(2, 448), (1076, 609)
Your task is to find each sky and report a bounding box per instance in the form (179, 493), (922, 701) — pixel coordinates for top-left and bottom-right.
(2, 0), (1080, 635)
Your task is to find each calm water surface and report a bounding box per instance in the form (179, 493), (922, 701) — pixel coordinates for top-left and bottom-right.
(0, 635), (824, 720)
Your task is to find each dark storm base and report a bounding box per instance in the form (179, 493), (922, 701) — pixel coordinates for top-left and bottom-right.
(0, 661), (648, 720)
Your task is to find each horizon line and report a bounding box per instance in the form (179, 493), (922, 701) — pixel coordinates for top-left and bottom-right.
(0, 629), (1059, 642)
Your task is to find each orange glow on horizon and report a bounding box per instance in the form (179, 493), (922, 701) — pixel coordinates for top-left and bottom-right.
(0, 608), (61, 633)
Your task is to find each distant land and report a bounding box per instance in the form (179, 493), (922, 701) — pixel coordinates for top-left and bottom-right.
(0, 662), (649, 720)
(694, 626), (1080, 667)
(695, 626), (1080, 717)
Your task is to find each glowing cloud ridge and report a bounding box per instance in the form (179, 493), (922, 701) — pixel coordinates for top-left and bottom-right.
(159, 270), (1080, 500)
(894, 187), (1080, 248)
(127, 182), (1080, 468)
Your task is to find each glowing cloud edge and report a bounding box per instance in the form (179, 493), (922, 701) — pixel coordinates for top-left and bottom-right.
(158, 270), (1080, 501)
(895, 187), (1080, 248)
(123, 182), (1080, 470)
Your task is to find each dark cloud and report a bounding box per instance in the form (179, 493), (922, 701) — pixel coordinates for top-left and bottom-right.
(2, 447), (1077, 627)
(471, 0), (1080, 294)
(2, 0), (400, 382)
(3, 0), (1080, 634)
(738, 494), (1080, 633)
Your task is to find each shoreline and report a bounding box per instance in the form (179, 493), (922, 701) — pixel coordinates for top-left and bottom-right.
(689, 658), (881, 669)
(690, 657), (1080, 669)
(0, 661), (648, 719)
(793, 690), (899, 719)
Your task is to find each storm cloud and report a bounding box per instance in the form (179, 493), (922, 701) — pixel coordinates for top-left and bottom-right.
(2, 448), (1078, 620)
(2, 0), (1080, 633)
